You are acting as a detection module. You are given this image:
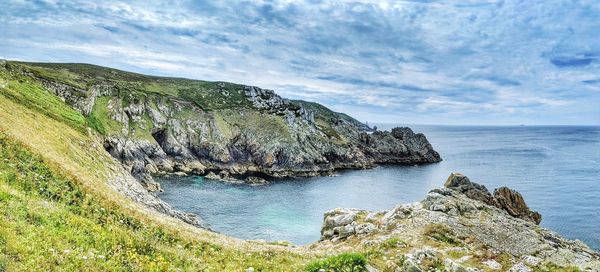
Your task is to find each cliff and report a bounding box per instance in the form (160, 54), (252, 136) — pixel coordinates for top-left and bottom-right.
(0, 59), (597, 271)
(4, 61), (441, 191)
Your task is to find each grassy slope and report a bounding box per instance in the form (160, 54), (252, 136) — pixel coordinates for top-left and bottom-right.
(11, 61), (252, 111)
(0, 66), (324, 271)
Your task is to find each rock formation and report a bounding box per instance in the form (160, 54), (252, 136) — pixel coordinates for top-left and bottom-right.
(10, 61), (441, 190)
(318, 173), (599, 271)
(444, 172), (541, 224)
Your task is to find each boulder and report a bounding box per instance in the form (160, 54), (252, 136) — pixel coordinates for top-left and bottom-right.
(494, 187), (542, 225)
(444, 173), (542, 225)
(444, 172), (496, 205)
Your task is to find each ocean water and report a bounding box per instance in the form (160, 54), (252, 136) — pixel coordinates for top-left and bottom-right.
(157, 125), (600, 250)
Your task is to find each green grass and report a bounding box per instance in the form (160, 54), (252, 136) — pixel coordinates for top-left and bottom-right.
(0, 133), (196, 270)
(0, 132), (314, 271)
(11, 61), (253, 111)
(381, 237), (407, 250)
(533, 263), (581, 272)
(423, 224), (464, 247)
(217, 109), (292, 142)
(0, 69), (87, 132)
(11, 63), (87, 89)
(88, 96), (123, 135)
(0, 62), (319, 271)
(305, 253), (368, 272)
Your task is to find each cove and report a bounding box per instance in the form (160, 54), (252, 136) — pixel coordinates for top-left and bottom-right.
(157, 125), (600, 249)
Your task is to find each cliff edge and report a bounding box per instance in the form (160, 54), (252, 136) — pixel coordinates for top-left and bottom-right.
(4, 61), (441, 190)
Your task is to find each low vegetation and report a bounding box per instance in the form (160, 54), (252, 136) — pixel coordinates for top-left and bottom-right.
(10, 62), (253, 111)
(423, 224), (464, 246)
(380, 237), (407, 250)
(0, 65), (318, 271)
(305, 252), (368, 272)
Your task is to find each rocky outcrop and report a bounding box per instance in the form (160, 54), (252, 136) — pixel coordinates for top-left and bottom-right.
(244, 86), (314, 125)
(318, 173), (599, 271)
(444, 172), (541, 224)
(106, 162), (204, 227)
(494, 186), (542, 225)
(20, 63), (441, 190)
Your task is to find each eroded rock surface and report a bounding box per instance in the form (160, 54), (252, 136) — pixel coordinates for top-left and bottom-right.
(444, 173), (541, 224)
(17, 62), (441, 191)
(317, 173), (599, 271)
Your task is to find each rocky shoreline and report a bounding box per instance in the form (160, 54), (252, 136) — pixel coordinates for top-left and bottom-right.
(316, 173), (599, 271)
(15, 62), (441, 191)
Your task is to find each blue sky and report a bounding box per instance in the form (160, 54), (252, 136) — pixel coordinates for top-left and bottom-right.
(1, 0), (599, 125)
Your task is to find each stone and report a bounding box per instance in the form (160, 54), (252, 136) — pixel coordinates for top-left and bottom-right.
(356, 223), (376, 235)
(365, 211), (386, 222)
(204, 172), (220, 180)
(444, 173), (541, 224)
(323, 209), (358, 228)
(315, 173), (600, 271)
(402, 259), (422, 272)
(509, 262), (532, 272)
(494, 187), (542, 224)
(245, 176), (269, 185)
(365, 264), (379, 272)
(144, 181), (163, 192)
(482, 259), (502, 270)
(444, 173), (495, 205)
(382, 203), (417, 224)
(521, 255), (542, 266)
(445, 259), (470, 272)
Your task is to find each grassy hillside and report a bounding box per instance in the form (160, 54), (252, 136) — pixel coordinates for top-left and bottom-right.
(0, 60), (375, 271)
(10, 61), (251, 111)
(0, 63), (305, 271)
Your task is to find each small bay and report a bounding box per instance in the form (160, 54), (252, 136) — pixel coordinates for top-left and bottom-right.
(158, 125), (600, 249)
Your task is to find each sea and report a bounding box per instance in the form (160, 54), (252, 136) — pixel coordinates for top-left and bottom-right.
(157, 125), (600, 250)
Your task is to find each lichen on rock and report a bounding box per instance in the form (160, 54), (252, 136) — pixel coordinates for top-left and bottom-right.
(317, 173), (599, 271)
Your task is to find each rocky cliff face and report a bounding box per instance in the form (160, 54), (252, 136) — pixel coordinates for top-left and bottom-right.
(317, 173), (599, 271)
(11, 62), (441, 190)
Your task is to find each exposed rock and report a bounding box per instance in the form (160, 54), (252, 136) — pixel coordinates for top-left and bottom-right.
(25, 64), (441, 190)
(144, 181), (163, 192)
(204, 172), (220, 180)
(318, 173), (600, 271)
(444, 173), (541, 224)
(321, 208), (362, 240)
(521, 255), (542, 266)
(444, 172), (496, 205)
(494, 187), (542, 225)
(105, 159), (207, 228)
(508, 262), (532, 272)
(482, 259), (502, 270)
(245, 176), (269, 185)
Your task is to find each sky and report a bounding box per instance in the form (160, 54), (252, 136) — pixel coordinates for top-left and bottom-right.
(1, 0), (599, 125)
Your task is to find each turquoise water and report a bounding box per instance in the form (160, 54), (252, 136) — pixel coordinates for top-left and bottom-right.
(157, 125), (600, 249)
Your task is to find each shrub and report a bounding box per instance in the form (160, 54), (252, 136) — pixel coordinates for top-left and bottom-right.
(305, 253), (368, 272)
(381, 237), (407, 250)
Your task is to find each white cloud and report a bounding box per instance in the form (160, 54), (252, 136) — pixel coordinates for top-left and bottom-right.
(0, 0), (598, 124)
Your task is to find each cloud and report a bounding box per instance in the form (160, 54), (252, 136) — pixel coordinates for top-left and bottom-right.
(0, 0), (599, 124)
